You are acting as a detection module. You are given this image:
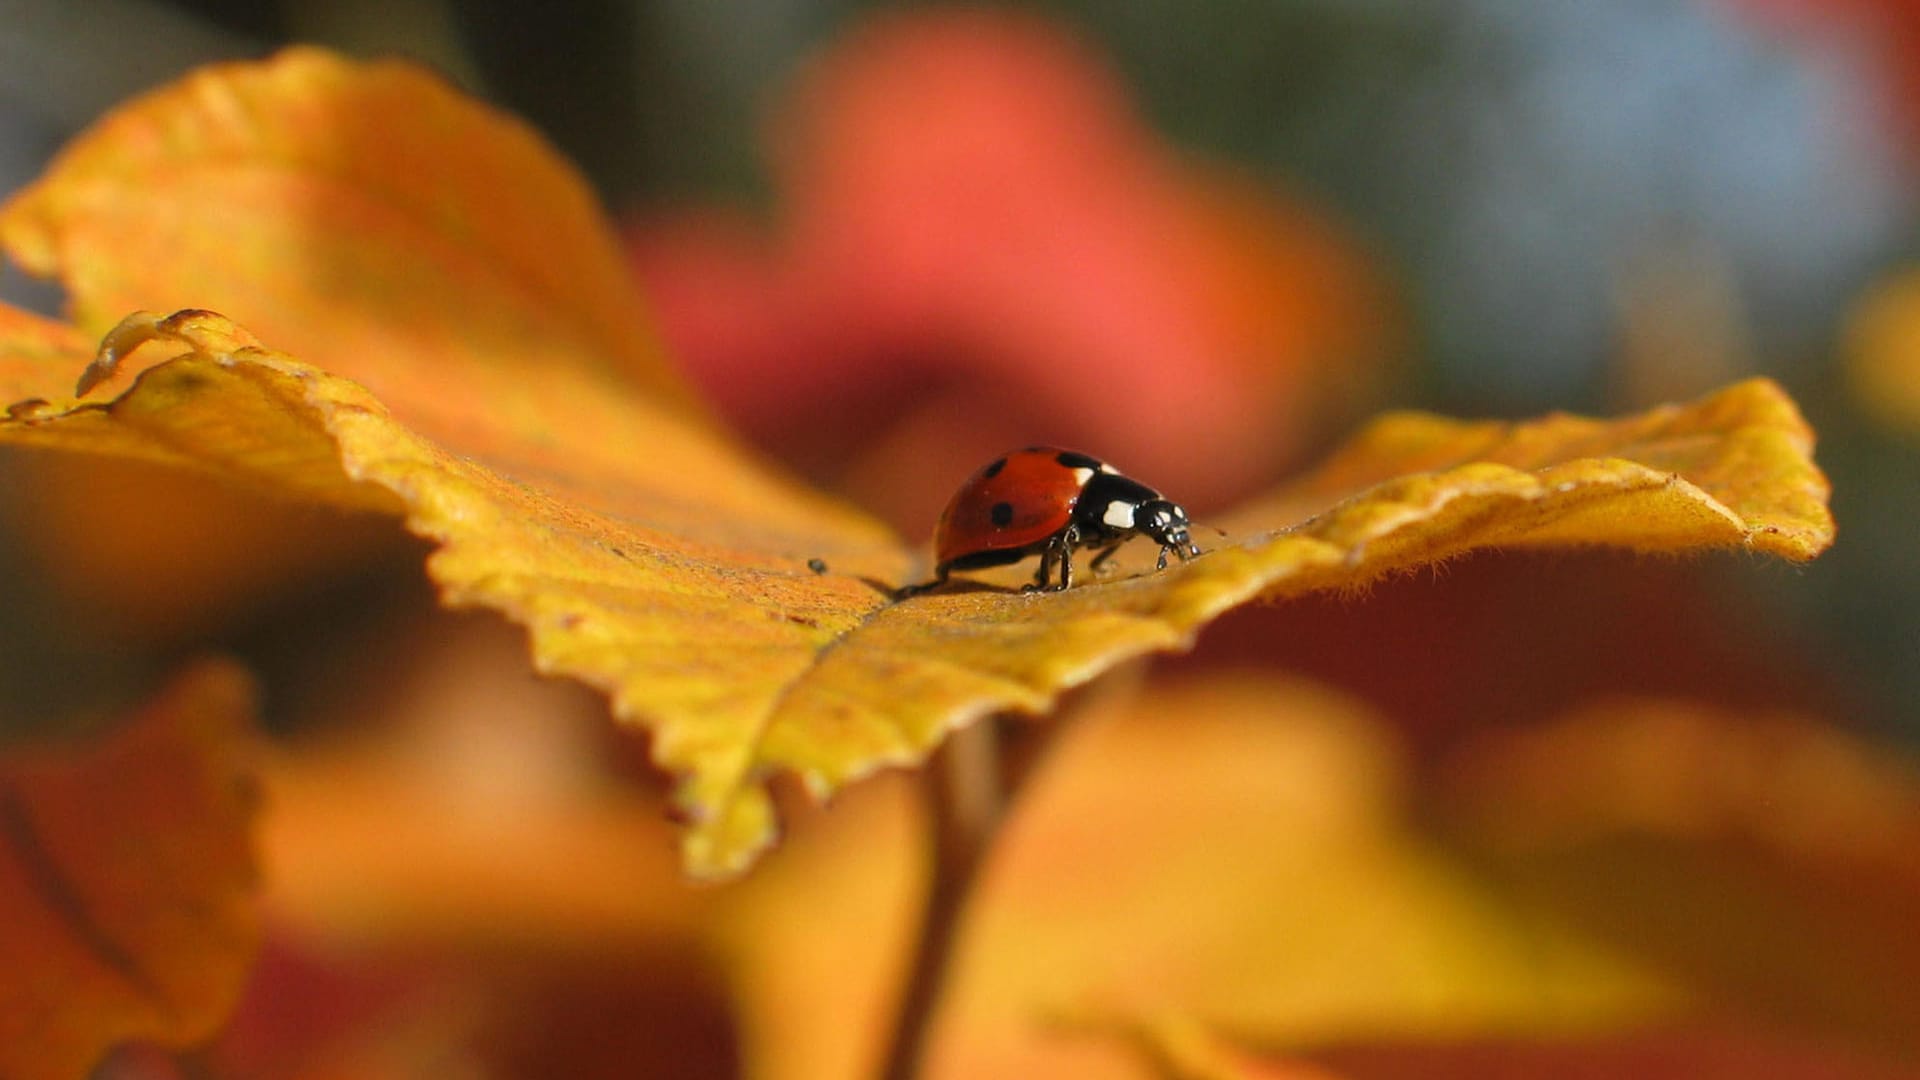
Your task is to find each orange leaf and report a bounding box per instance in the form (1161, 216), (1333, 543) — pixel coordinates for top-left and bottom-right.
(0, 48), (694, 417)
(717, 678), (1679, 1080)
(223, 624), (726, 1078)
(0, 661), (263, 1080)
(4, 455), (406, 641)
(1123, 1020), (1347, 1080)
(1436, 700), (1920, 1057)
(0, 51), (1834, 878)
(1166, 1024), (1920, 1080)
(259, 620), (699, 949)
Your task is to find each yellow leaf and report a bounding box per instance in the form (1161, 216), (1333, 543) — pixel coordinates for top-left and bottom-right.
(716, 678), (1680, 1080)
(1217, 380), (1832, 564)
(1434, 701), (1920, 1057)
(0, 661), (262, 1080)
(0, 308), (908, 879)
(0, 51), (1835, 878)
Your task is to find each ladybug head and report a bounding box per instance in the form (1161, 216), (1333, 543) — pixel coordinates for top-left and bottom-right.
(1136, 499), (1200, 567)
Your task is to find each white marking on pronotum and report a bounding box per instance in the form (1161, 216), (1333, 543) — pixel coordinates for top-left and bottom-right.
(1099, 462), (1120, 474)
(1071, 467), (1095, 485)
(1102, 500), (1137, 529)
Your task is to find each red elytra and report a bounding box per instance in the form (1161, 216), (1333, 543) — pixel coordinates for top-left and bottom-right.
(933, 448), (1090, 565)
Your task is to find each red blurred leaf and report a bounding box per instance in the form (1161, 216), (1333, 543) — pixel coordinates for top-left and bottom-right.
(0, 662), (262, 1080)
(630, 9), (1399, 520)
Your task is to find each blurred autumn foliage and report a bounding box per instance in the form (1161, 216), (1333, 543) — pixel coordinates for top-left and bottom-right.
(626, 10), (1397, 525)
(1726, 0), (1920, 162)
(0, 5), (1909, 1080)
(0, 663), (261, 1080)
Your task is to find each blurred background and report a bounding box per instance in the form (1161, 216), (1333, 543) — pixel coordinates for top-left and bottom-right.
(1, 0), (1913, 739)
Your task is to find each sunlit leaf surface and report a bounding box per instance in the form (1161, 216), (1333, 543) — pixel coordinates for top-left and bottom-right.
(0, 51), (1834, 877)
(0, 662), (262, 1080)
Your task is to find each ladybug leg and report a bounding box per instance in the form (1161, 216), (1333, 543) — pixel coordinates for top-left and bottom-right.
(1024, 528), (1078, 592)
(1054, 527), (1080, 591)
(894, 563), (950, 600)
(1024, 545), (1056, 592)
(1154, 540), (1201, 571)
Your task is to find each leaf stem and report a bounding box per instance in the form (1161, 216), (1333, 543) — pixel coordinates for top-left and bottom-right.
(879, 716), (1005, 1080)
(876, 666), (1142, 1080)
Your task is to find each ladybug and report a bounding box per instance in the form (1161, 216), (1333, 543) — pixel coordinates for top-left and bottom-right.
(897, 448), (1201, 597)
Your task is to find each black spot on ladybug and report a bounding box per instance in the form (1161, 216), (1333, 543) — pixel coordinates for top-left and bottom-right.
(981, 457), (1007, 479)
(610, 547), (627, 559)
(990, 501), (1015, 527)
(807, 557), (828, 574)
(1055, 450), (1102, 470)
